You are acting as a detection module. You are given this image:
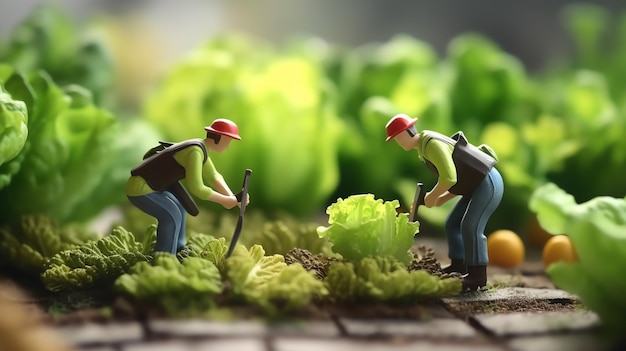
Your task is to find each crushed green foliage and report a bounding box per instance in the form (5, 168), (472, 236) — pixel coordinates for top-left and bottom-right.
(0, 215), (97, 275)
(41, 226), (154, 292)
(325, 256), (461, 302)
(225, 245), (328, 313)
(252, 220), (331, 256)
(176, 232), (217, 260)
(115, 253), (222, 316)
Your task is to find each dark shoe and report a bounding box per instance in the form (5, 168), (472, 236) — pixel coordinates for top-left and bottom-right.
(442, 259), (467, 274)
(462, 265), (487, 291)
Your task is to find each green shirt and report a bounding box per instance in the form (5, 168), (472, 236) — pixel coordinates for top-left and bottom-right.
(417, 131), (457, 189)
(125, 144), (219, 198)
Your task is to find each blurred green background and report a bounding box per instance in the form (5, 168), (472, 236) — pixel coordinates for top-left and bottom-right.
(1, 0), (625, 246)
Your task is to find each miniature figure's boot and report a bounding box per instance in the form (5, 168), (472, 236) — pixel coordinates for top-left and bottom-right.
(442, 259), (467, 274)
(462, 265), (487, 291)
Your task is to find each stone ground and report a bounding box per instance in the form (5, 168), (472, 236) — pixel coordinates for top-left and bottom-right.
(1, 238), (622, 351)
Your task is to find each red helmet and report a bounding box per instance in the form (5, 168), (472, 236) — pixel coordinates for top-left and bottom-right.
(204, 118), (241, 140)
(385, 114), (418, 141)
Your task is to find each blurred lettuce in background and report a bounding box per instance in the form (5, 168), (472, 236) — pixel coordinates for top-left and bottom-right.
(0, 66), (143, 224)
(1, 3), (626, 240)
(113, 2), (626, 235)
(143, 35), (343, 216)
(0, 7), (159, 226)
(0, 76), (28, 169)
(0, 5), (114, 106)
(530, 183), (626, 334)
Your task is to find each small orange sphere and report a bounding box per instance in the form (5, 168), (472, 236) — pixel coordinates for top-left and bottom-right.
(542, 235), (578, 267)
(487, 230), (525, 267)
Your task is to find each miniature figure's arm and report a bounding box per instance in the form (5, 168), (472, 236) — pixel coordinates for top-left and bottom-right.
(435, 191), (457, 206)
(423, 140), (457, 207)
(203, 158), (250, 206)
(179, 147), (238, 209)
(210, 172), (234, 196)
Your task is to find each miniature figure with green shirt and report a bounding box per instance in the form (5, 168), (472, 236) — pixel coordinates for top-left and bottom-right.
(125, 118), (249, 254)
(385, 114), (503, 291)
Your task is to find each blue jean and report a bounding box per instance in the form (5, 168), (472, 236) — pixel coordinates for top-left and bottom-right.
(127, 191), (187, 254)
(445, 168), (504, 266)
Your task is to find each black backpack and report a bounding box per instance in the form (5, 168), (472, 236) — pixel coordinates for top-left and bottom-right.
(132, 139), (208, 216)
(423, 131), (498, 195)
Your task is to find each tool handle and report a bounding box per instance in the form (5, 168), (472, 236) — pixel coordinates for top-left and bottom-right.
(226, 169), (252, 258)
(409, 182), (424, 222)
(238, 169), (252, 216)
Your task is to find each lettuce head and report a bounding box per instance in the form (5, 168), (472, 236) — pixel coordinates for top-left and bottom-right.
(317, 194), (419, 264)
(530, 183), (626, 333)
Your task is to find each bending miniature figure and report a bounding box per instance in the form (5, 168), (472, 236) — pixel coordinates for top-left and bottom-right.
(385, 114), (503, 291)
(126, 118), (249, 254)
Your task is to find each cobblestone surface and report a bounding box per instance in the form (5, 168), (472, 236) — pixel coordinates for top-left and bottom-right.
(45, 276), (614, 351)
(338, 318), (478, 338)
(58, 322), (144, 347)
(472, 311), (600, 336)
(57, 303), (610, 351)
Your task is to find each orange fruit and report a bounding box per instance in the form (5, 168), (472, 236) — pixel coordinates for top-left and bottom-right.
(487, 230), (525, 267)
(542, 235), (578, 267)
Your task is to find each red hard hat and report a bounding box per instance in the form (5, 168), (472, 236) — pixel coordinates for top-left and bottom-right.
(385, 114), (418, 141)
(204, 118), (241, 140)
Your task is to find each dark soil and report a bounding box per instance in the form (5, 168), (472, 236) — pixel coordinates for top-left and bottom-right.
(444, 297), (584, 319)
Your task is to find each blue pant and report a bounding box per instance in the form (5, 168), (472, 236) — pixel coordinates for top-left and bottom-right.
(128, 191), (187, 254)
(445, 168), (504, 266)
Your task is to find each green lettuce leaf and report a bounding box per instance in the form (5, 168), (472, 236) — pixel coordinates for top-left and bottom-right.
(199, 237), (229, 272)
(176, 232), (217, 260)
(252, 220), (331, 256)
(530, 183), (626, 333)
(115, 253), (222, 316)
(0, 68), (149, 224)
(317, 194), (418, 264)
(0, 79), (28, 167)
(225, 244), (328, 312)
(325, 256), (461, 302)
(0, 5), (113, 104)
(0, 215), (97, 275)
(41, 226), (152, 292)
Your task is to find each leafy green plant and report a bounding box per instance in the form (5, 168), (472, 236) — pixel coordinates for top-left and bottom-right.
(251, 220), (331, 256)
(530, 183), (626, 333)
(317, 194), (418, 264)
(41, 226), (154, 292)
(0, 215), (97, 275)
(115, 253), (222, 316)
(0, 65), (157, 225)
(0, 79), (27, 168)
(225, 244), (328, 313)
(199, 236), (229, 272)
(325, 256), (461, 301)
(176, 232), (218, 260)
(0, 5), (114, 104)
(328, 35), (439, 199)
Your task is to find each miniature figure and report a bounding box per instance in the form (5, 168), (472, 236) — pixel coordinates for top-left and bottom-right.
(385, 114), (503, 291)
(126, 118), (249, 254)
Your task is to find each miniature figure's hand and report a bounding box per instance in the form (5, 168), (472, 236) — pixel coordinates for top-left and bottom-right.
(424, 191), (437, 208)
(222, 195), (239, 209)
(237, 193), (250, 208)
